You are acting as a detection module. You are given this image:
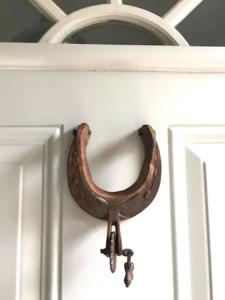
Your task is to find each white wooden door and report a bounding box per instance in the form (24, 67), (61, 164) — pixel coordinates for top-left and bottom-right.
(0, 44), (225, 300)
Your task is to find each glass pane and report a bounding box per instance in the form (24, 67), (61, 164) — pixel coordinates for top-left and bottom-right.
(54, 0), (105, 14)
(65, 21), (162, 45)
(177, 0), (225, 46)
(0, 0), (52, 42)
(123, 0), (177, 16)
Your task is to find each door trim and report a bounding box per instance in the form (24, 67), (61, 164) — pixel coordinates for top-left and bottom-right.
(0, 44), (225, 73)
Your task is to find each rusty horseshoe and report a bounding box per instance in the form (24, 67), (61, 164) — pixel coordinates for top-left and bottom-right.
(67, 123), (161, 287)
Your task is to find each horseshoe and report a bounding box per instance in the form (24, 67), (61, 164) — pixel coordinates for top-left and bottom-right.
(67, 123), (161, 287)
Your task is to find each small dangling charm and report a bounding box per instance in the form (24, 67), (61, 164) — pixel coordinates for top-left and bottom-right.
(123, 249), (134, 287)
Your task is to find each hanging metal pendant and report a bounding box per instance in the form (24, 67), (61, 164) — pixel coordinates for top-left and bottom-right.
(67, 123), (161, 287)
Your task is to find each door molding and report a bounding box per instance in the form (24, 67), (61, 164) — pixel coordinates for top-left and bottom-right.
(0, 126), (63, 300)
(1, 44), (225, 72)
(168, 126), (225, 299)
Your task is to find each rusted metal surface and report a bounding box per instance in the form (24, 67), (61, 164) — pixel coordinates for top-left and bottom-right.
(123, 249), (134, 287)
(67, 123), (161, 287)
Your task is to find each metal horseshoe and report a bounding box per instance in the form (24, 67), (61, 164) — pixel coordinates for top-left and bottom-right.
(67, 123), (161, 287)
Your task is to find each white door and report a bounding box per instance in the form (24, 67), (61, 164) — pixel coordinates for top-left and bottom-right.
(0, 43), (225, 300)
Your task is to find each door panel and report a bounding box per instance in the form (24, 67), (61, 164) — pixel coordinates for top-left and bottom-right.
(0, 162), (21, 300)
(169, 127), (225, 300)
(0, 45), (225, 300)
(0, 127), (62, 300)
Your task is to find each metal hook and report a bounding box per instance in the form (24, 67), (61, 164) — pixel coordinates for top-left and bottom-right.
(100, 206), (122, 273)
(100, 206), (134, 287)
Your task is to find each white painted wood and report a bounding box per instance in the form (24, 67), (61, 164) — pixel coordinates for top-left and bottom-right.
(107, 0), (123, 5)
(28, 0), (66, 22)
(27, 0), (205, 43)
(163, 0), (205, 27)
(0, 163), (22, 300)
(169, 126), (225, 300)
(0, 44), (225, 300)
(200, 145), (225, 299)
(39, 4), (188, 44)
(0, 127), (63, 300)
(3, 44), (225, 72)
(169, 127), (225, 299)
